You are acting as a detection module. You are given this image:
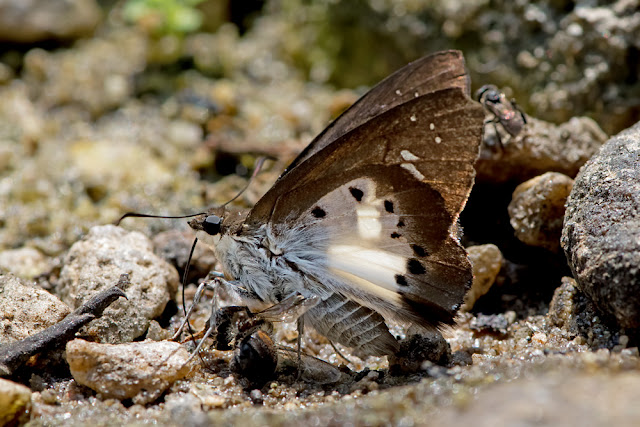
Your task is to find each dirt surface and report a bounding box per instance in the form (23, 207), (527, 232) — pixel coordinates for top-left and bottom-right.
(1, 1), (639, 426)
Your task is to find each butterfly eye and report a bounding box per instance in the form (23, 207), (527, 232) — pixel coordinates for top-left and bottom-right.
(203, 215), (222, 235)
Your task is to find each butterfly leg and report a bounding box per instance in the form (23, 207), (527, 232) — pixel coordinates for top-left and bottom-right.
(296, 316), (305, 380)
(256, 293), (320, 322)
(184, 276), (249, 362)
(172, 278), (217, 340)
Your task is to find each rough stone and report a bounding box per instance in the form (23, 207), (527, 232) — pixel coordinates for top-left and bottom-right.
(476, 116), (606, 184)
(65, 339), (191, 405)
(508, 172), (574, 252)
(152, 229), (217, 285)
(22, 29), (147, 115)
(562, 120), (640, 330)
(0, 247), (50, 279)
(58, 225), (179, 343)
(431, 372), (640, 427)
(276, 1), (640, 135)
(0, 0), (101, 43)
(547, 277), (618, 349)
(463, 244), (504, 311)
(0, 272), (71, 345)
(389, 330), (451, 374)
(469, 311), (516, 335)
(0, 378), (31, 426)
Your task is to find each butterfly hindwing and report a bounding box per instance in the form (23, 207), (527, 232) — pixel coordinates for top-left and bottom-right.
(250, 88), (484, 329)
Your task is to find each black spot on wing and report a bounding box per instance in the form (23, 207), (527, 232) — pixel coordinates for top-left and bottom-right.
(384, 200), (394, 213)
(349, 187), (364, 202)
(397, 220), (405, 227)
(391, 232), (401, 239)
(311, 207), (326, 218)
(411, 244), (428, 257)
(395, 274), (408, 286)
(407, 259), (426, 275)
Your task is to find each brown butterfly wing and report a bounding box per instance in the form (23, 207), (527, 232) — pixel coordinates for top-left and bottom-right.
(281, 50), (472, 177)
(247, 87), (484, 328)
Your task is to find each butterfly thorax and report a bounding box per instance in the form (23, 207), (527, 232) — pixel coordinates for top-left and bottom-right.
(190, 208), (333, 311)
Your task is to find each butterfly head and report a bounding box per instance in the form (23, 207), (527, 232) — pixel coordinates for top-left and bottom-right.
(189, 206), (227, 237)
(201, 212), (223, 236)
(188, 206), (249, 245)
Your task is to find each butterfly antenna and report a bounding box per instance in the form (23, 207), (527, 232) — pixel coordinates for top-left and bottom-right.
(182, 237), (198, 325)
(222, 156), (270, 207)
(114, 211), (206, 226)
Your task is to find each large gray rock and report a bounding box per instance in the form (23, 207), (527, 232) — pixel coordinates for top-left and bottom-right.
(562, 121), (640, 329)
(58, 225), (179, 343)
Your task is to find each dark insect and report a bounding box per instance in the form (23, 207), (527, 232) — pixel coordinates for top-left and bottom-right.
(214, 305), (279, 386)
(188, 295), (342, 386)
(476, 84), (527, 147)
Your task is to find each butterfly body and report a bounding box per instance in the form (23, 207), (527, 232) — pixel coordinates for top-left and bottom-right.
(190, 51), (484, 357)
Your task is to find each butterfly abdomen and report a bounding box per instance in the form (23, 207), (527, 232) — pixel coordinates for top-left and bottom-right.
(304, 292), (399, 357)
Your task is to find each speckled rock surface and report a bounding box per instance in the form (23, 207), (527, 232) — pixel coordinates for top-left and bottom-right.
(65, 339), (191, 404)
(431, 371), (640, 427)
(463, 244), (504, 310)
(509, 172), (574, 252)
(0, 272), (71, 344)
(0, 378), (31, 426)
(22, 29), (146, 115)
(1, 1), (639, 425)
(0, 0), (101, 43)
(152, 229), (217, 285)
(57, 225), (179, 343)
(562, 120), (640, 330)
(276, 0), (640, 135)
(548, 277), (621, 349)
(0, 247), (50, 279)
(476, 116), (606, 183)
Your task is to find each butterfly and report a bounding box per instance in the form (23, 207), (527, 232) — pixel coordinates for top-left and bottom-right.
(187, 50), (484, 357)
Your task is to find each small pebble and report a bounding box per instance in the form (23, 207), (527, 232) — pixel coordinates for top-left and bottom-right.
(65, 339), (191, 404)
(508, 172), (573, 252)
(476, 116), (606, 184)
(0, 247), (50, 279)
(389, 331), (451, 374)
(0, 378), (31, 426)
(249, 389), (264, 405)
(463, 244), (504, 310)
(0, 0), (101, 43)
(532, 332), (547, 345)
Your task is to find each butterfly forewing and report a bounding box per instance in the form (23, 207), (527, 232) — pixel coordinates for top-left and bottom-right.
(282, 50), (472, 176)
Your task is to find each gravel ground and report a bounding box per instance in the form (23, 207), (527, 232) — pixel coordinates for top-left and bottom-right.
(1, 1), (639, 426)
